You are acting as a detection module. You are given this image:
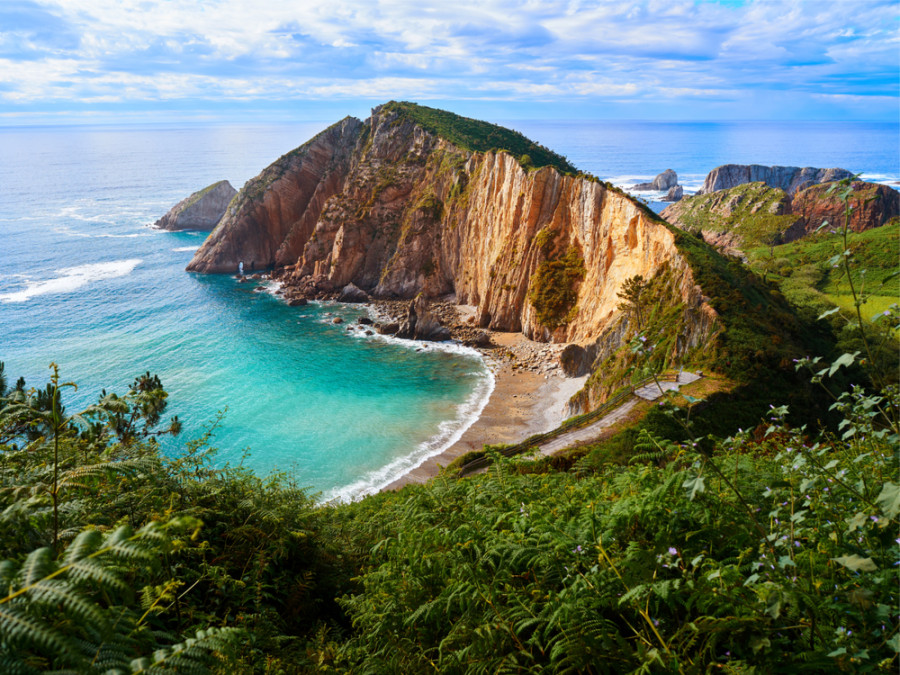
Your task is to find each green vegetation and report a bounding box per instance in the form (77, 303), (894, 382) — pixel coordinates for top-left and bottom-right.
(381, 101), (576, 174)
(527, 228), (586, 331)
(668, 182), (800, 248)
(2, 356), (895, 673)
(747, 220), (900, 322)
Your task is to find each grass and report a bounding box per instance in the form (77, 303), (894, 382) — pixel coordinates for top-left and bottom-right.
(664, 182), (799, 247)
(746, 220), (900, 323)
(381, 101), (577, 174)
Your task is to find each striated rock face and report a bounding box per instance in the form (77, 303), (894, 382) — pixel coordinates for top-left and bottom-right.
(634, 169), (678, 192)
(786, 181), (900, 239)
(187, 103), (717, 353)
(697, 164), (852, 196)
(155, 180), (236, 231)
(187, 118), (363, 273)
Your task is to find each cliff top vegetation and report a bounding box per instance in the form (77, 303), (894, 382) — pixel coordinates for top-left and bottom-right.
(379, 101), (577, 174)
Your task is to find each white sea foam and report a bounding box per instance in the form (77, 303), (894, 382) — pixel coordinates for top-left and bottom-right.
(322, 361), (495, 503)
(54, 225), (150, 239)
(172, 246), (201, 252)
(0, 259), (142, 303)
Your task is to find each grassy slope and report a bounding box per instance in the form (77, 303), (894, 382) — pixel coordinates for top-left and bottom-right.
(664, 182), (799, 247)
(382, 101), (577, 174)
(746, 220), (900, 322)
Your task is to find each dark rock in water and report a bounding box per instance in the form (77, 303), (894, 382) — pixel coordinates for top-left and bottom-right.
(253, 286), (266, 292)
(155, 180), (237, 231)
(396, 294), (451, 341)
(288, 298), (308, 307)
(357, 316), (373, 325)
(237, 277), (252, 283)
(365, 330), (374, 336)
(376, 322), (399, 335)
(662, 185), (684, 202)
(339, 282), (369, 303)
(249, 273), (262, 280)
(634, 169), (678, 192)
(698, 164), (852, 196)
(332, 317), (344, 324)
(560, 344), (592, 377)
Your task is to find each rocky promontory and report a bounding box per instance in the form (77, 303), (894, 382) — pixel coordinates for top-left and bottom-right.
(182, 102), (824, 418)
(154, 180), (237, 231)
(662, 179), (898, 253)
(188, 102), (714, 349)
(697, 164), (852, 196)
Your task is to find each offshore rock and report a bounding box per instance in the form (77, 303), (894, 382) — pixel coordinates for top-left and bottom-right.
(634, 169), (678, 191)
(155, 180), (236, 231)
(697, 164), (852, 196)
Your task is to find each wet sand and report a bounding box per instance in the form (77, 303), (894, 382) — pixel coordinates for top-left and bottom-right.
(383, 332), (587, 490)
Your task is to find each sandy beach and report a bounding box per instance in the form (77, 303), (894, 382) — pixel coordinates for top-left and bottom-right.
(383, 332), (587, 490)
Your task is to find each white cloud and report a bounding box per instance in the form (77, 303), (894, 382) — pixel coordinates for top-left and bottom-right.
(2, 0), (895, 118)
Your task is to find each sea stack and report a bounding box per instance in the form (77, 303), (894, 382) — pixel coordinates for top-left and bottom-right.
(154, 180), (237, 231)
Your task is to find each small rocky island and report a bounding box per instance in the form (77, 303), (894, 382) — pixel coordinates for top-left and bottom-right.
(154, 180), (237, 231)
(632, 169), (683, 201)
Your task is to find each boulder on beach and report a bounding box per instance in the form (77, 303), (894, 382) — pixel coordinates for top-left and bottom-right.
(559, 344), (592, 377)
(396, 294), (451, 341)
(339, 283), (369, 303)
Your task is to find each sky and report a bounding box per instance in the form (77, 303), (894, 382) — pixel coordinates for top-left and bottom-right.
(0, 0), (897, 125)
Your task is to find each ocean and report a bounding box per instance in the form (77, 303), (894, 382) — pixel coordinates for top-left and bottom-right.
(1, 119), (897, 500)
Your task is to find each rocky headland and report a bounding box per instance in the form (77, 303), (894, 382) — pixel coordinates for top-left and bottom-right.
(696, 164), (853, 196)
(662, 177), (899, 255)
(154, 180), (237, 231)
(188, 101), (716, 353)
(175, 102), (829, 484)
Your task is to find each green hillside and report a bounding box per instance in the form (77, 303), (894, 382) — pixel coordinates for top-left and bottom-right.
(0, 360), (896, 673)
(382, 101), (577, 174)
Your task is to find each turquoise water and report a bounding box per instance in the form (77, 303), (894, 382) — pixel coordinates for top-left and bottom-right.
(1, 119), (896, 499)
(0, 123), (491, 500)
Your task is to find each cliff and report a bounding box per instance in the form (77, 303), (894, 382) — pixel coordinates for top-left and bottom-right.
(154, 180), (237, 231)
(663, 179), (898, 253)
(186, 102), (827, 416)
(697, 164), (853, 196)
(785, 180), (899, 239)
(189, 102), (712, 347)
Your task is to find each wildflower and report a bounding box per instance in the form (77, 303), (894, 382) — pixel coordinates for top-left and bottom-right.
(668, 547), (678, 556)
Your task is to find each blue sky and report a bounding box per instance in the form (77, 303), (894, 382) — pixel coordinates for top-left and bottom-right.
(0, 0), (897, 124)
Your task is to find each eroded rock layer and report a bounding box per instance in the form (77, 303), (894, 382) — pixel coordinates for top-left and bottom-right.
(188, 104), (716, 350)
(697, 164), (852, 196)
